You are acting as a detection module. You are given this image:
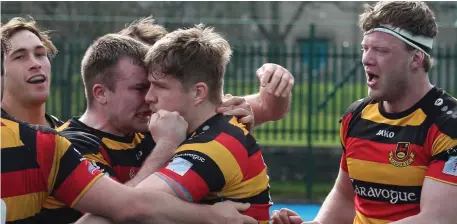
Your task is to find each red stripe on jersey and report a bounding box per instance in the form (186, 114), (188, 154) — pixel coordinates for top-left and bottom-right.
(424, 124), (440, 152)
(340, 153), (348, 172)
(0, 122), (5, 126)
(98, 145), (112, 166)
(53, 160), (102, 205)
(215, 132), (248, 176)
(355, 196), (419, 221)
(426, 160), (457, 185)
(340, 113), (352, 142)
(241, 203), (271, 221)
(242, 150), (266, 181)
(35, 132), (56, 191)
(158, 168), (209, 202)
(1, 168), (47, 197)
(345, 138), (429, 167)
(112, 166), (139, 183)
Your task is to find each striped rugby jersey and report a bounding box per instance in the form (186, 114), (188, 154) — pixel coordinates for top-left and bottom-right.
(0, 113), (103, 223)
(156, 114), (272, 224)
(39, 116), (154, 223)
(340, 87), (457, 223)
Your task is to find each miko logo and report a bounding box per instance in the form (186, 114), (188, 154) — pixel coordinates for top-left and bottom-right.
(376, 129), (395, 138)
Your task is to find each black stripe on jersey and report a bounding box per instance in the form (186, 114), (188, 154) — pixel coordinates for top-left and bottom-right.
(1, 146), (39, 173)
(347, 118), (430, 146)
(35, 207), (82, 224)
(7, 216), (38, 224)
(245, 134), (260, 157)
(199, 187), (271, 204)
(432, 146), (457, 161)
(101, 145), (146, 167)
(51, 145), (84, 194)
(175, 150), (225, 192)
(352, 179), (421, 204)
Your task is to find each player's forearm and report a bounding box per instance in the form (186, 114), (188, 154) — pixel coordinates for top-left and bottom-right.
(245, 88), (291, 126)
(314, 188), (355, 224)
(125, 141), (177, 187)
(135, 191), (219, 224)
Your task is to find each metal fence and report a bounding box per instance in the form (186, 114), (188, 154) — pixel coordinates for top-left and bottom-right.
(47, 25), (457, 148)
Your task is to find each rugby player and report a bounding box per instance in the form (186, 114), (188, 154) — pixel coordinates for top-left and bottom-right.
(272, 1), (457, 224)
(119, 15), (295, 126)
(1, 29), (257, 224)
(1, 17), (63, 128)
(79, 24), (273, 224)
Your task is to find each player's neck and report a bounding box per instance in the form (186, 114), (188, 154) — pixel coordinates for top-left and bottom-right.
(186, 102), (219, 135)
(80, 107), (133, 137)
(383, 76), (433, 114)
(1, 95), (47, 126)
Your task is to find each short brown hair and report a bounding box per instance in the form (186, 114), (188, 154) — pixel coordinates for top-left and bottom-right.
(118, 16), (168, 46)
(144, 24), (232, 104)
(1, 17), (57, 58)
(359, 1), (438, 72)
(81, 34), (148, 104)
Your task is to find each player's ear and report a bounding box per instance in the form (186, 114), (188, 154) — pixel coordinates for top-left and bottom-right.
(192, 82), (208, 106)
(410, 50), (425, 71)
(92, 84), (107, 105)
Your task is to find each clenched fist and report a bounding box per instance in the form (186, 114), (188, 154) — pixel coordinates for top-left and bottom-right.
(148, 110), (188, 146)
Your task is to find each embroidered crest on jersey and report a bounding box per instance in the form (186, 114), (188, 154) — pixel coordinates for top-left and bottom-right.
(389, 142), (415, 167)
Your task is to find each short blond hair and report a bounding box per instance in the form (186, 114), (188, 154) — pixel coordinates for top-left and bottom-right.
(81, 34), (148, 104)
(144, 24), (232, 103)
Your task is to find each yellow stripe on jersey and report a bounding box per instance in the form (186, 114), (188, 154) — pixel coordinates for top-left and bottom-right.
(55, 121), (70, 131)
(354, 211), (389, 224)
(228, 116), (249, 135)
(3, 192), (47, 221)
(432, 133), (457, 156)
(176, 140), (243, 186)
(84, 152), (111, 167)
(347, 158), (427, 186)
(361, 104), (426, 126)
(101, 134), (143, 150)
(220, 167), (269, 199)
(43, 196), (67, 209)
(47, 136), (72, 193)
(0, 127), (23, 149)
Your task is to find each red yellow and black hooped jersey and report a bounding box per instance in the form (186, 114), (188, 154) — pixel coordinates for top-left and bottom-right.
(156, 114), (272, 224)
(0, 113), (103, 223)
(340, 87), (457, 223)
(39, 116), (154, 223)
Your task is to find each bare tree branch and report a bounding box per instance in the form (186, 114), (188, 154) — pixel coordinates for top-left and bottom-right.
(282, 1), (308, 38)
(249, 1), (272, 42)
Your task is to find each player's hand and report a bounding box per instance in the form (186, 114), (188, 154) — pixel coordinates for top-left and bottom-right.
(272, 208), (305, 224)
(209, 201), (257, 224)
(59, 127), (101, 154)
(257, 63), (294, 98)
(148, 110), (188, 146)
(216, 94), (254, 132)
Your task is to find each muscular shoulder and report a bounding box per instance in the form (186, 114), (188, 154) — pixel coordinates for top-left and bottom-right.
(429, 90), (457, 138)
(340, 97), (373, 122)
